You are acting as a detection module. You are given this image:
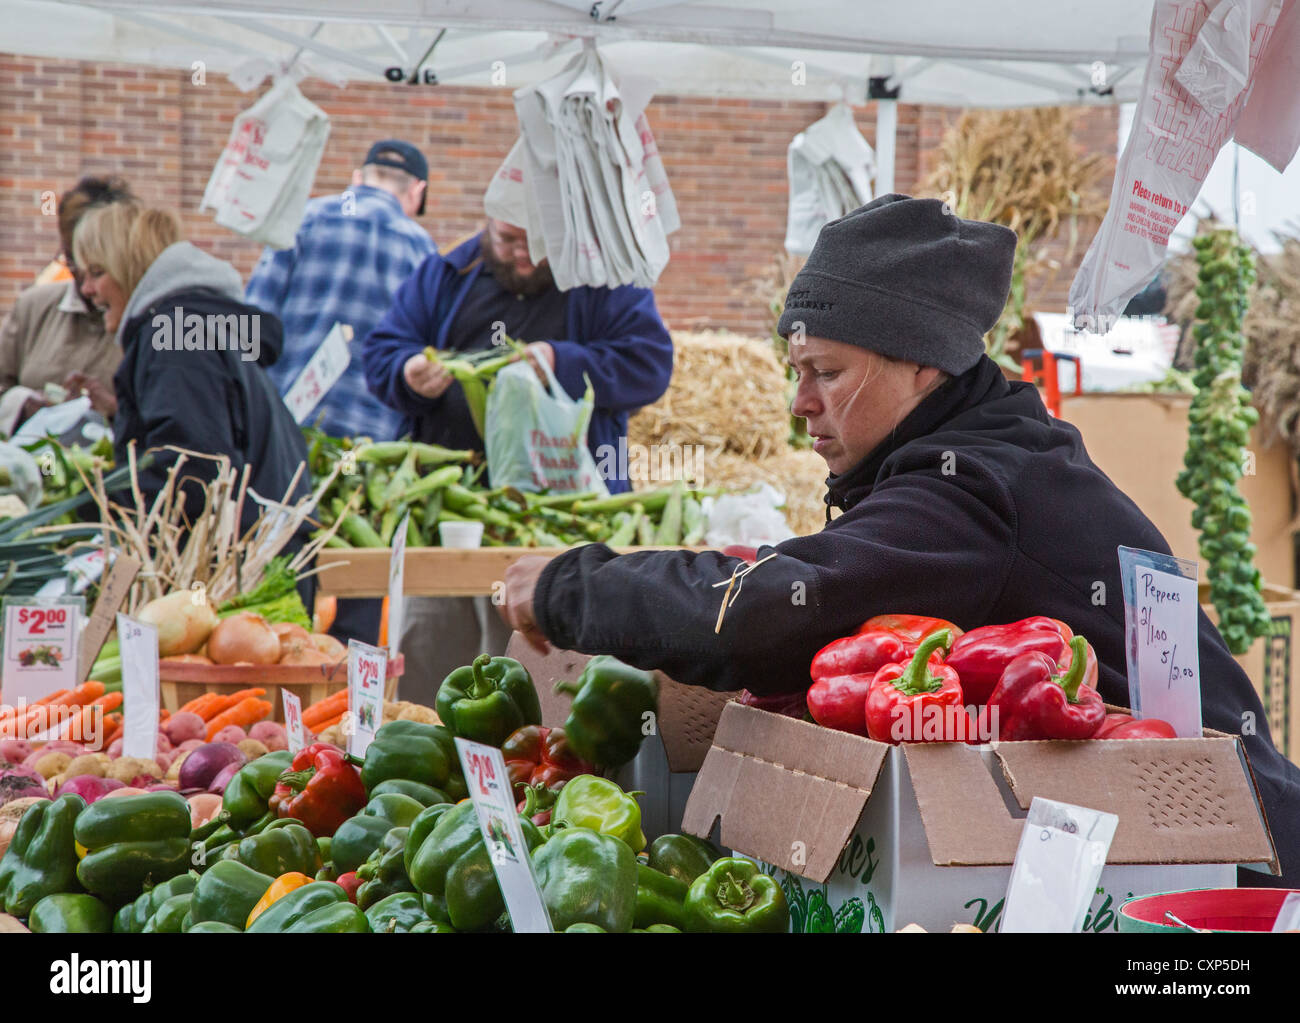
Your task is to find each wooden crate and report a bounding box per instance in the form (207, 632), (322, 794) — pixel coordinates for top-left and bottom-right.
(159, 655), (405, 721)
(315, 547), (710, 598)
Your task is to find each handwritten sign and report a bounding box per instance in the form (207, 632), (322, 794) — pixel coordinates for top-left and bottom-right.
(387, 513), (408, 661)
(283, 323), (353, 424)
(1, 597), (82, 707)
(282, 689), (306, 755)
(455, 737), (552, 933)
(347, 639), (385, 758)
(117, 613), (159, 760)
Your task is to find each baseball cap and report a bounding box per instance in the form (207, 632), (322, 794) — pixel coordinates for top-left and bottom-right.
(364, 139), (429, 215)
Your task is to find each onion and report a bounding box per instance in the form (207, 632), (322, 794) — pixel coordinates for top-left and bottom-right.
(138, 591), (219, 657)
(308, 633), (347, 662)
(162, 653), (214, 665)
(280, 644), (335, 667)
(177, 742), (246, 791)
(208, 612), (281, 666)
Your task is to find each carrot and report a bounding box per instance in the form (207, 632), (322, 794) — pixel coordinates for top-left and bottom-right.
(102, 715), (124, 749)
(58, 703), (108, 741)
(59, 681), (105, 707)
(312, 712), (344, 734)
(198, 688), (267, 723)
(205, 698), (273, 741)
(33, 688), (72, 707)
(90, 692), (124, 713)
(179, 693), (217, 715)
(159, 708), (170, 721)
(302, 689), (348, 727)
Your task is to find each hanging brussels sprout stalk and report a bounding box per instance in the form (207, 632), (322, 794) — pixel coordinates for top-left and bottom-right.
(1175, 228), (1270, 655)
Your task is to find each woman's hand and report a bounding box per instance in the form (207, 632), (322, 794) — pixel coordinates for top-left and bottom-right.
(403, 353), (453, 400)
(499, 555), (553, 653)
(64, 372), (117, 418)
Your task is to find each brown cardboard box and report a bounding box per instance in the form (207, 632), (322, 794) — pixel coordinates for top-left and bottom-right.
(682, 702), (1277, 932)
(505, 636), (737, 839)
(1059, 392), (1294, 589)
(1201, 583), (1300, 765)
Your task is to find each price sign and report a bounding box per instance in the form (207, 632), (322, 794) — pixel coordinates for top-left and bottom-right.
(283, 323), (353, 423)
(1001, 797), (1118, 933)
(347, 639), (386, 758)
(1, 597), (82, 707)
(1119, 546), (1203, 737)
(282, 689), (306, 755)
(387, 513), (409, 661)
(455, 738), (552, 933)
(117, 613), (159, 760)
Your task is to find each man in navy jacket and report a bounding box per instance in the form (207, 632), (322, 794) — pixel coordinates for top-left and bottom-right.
(362, 217), (673, 696)
(363, 219), (672, 494)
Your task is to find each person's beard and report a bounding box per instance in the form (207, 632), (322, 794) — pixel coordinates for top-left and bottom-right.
(481, 235), (555, 297)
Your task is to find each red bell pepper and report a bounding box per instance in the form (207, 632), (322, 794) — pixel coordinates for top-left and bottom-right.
(335, 870), (362, 904)
(502, 725), (593, 796)
(1101, 716), (1178, 740)
(737, 689), (809, 720)
(983, 636), (1106, 741)
(268, 742), (368, 837)
(811, 614), (960, 681)
(864, 630), (965, 744)
(1093, 713), (1134, 738)
(946, 616), (1099, 705)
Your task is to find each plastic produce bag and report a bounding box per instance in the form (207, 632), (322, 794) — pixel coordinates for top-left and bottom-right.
(484, 360), (609, 496)
(785, 103), (875, 255)
(1069, 0), (1296, 330)
(201, 76), (331, 249)
(703, 484), (795, 549)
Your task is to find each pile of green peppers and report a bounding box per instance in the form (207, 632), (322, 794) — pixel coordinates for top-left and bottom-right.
(1176, 228), (1271, 654)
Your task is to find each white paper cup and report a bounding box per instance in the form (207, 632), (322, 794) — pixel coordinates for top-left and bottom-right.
(439, 520), (485, 548)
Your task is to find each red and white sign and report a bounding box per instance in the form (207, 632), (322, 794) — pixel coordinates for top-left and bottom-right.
(1, 599), (80, 707)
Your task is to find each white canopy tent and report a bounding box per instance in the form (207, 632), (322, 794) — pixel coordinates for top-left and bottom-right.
(6, 0), (1153, 189)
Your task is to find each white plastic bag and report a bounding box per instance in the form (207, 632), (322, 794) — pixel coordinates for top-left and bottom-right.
(702, 484), (795, 549)
(201, 77), (331, 249)
(1069, 0), (1293, 330)
(785, 103), (875, 255)
(484, 360), (609, 496)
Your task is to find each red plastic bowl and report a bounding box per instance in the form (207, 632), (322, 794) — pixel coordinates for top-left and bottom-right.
(1118, 887), (1300, 932)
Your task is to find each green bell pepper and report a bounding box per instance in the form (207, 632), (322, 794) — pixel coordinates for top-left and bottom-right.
(142, 891), (194, 933)
(532, 827), (638, 933)
(684, 857), (790, 933)
(364, 891), (430, 933)
(554, 655), (658, 768)
(190, 859), (274, 930)
(120, 872), (198, 933)
(75, 791), (191, 903)
(406, 800), (544, 933)
(421, 890), (452, 925)
(550, 775), (646, 853)
(29, 893), (112, 933)
(331, 793), (424, 874)
(356, 826), (413, 909)
(634, 863), (691, 930)
(0, 794), (85, 918)
(565, 922), (606, 932)
(436, 653), (542, 746)
(360, 720), (467, 800)
(633, 923), (681, 933)
(646, 833), (722, 885)
(221, 750), (293, 828)
(221, 818), (321, 878)
(410, 919), (456, 933)
(284, 901), (370, 933)
(188, 920), (240, 933)
(367, 779), (450, 806)
(246, 881), (363, 933)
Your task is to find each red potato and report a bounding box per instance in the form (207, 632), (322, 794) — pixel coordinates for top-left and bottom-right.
(212, 725), (248, 746)
(155, 733), (174, 754)
(107, 739), (123, 759)
(102, 787), (147, 799)
(248, 721), (287, 751)
(163, 712), (206, 745)
(0, 740), (33, 765)
(176, 739), (205, 753)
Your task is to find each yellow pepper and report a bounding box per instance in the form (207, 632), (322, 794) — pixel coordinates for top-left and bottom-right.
(245, 871), (313, 928)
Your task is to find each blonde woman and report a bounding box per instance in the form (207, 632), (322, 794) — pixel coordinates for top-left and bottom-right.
(73, 203), (311, 536)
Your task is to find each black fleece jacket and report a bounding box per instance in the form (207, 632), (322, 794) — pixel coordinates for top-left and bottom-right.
(536, 355), (1300, 884)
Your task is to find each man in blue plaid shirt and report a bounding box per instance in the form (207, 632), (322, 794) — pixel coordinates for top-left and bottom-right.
(246, 140), (436, 441)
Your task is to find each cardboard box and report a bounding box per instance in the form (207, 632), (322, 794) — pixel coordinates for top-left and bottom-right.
(1201, 583), (1300, 766)
(506, 636), (736, 841)
(1059, 392), (1294, 590)
(682, 702), (1278, 933)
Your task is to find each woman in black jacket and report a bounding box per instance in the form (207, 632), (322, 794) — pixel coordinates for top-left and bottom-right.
(72, 204), (312, 582)
(501, 194), (1300, 887)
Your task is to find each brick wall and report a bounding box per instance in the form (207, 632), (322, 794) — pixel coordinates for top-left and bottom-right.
(0, 54), (1117, 338)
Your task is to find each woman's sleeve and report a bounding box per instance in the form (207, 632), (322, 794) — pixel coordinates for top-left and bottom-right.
(534, 464), (1016, 693)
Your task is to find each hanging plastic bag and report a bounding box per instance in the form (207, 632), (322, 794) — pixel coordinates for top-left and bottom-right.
(200, 77), (331, 249)
(484, 360), (609, 496)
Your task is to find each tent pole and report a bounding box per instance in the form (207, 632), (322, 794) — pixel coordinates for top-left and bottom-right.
(875, 97), (897, 194)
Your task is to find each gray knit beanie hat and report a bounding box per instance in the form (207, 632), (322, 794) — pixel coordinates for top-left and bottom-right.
(777, 194), (1017, 375)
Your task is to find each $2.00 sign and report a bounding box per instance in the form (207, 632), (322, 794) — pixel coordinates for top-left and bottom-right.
(1, 598), (81, 706)
(346, 639), (386, 758)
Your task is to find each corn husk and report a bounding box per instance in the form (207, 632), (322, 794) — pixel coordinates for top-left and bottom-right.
(628, 330), (790, 462)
